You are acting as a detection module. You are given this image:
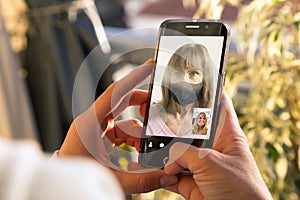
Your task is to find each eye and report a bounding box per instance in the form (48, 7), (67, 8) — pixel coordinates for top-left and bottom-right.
(188, 70), (201, 78)
(190, 71), (197, 76)
(187, 69), (203, 83)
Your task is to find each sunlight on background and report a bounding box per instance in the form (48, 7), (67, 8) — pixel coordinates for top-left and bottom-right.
(0, 0), (299, 199)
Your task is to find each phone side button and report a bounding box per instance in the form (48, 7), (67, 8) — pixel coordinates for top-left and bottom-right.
(163, 157), (169, 165)
(223, 73), (226, 85)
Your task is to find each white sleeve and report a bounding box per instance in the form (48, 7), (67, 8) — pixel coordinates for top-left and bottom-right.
(0, 138), (124, 200)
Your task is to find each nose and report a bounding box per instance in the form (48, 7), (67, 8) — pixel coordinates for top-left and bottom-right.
(183, 73), (190, 82)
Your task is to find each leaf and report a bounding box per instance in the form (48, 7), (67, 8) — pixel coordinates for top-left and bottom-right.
(280, 112), (290, 121)
(280, 128), (292, 147)
(298, 147), (300, 170)
(266, 142), (279, 160)
(296, 121), (300, 130)
(275, 156), (288, 180)
(276, 97), (286, 108)
(266, 97), (276, 111)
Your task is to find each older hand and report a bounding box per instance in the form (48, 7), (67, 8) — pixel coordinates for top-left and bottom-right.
(164, 93), (272, 200)
(60, 60), (178, 194)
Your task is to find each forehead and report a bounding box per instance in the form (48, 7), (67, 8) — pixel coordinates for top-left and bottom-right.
(169, 54), (203, 71)
(169, 61), (201, 72)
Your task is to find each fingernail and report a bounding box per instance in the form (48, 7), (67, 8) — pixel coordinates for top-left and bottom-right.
(145, 59), (153, 63)
(160, 175), (178, 187)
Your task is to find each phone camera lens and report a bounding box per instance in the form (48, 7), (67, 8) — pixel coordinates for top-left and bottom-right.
(205, 25), (209, 29)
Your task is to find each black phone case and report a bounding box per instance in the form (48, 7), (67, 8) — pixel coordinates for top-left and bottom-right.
(139, 19), (230, 168)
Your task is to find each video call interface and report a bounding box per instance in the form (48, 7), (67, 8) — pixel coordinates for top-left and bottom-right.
(145, 35), (224, 140)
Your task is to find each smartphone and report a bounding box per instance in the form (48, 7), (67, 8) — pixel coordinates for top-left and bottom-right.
(139, 19), (230, 168)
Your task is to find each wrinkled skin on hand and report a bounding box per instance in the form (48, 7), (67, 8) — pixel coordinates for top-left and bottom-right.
(164, 93), (273, 200)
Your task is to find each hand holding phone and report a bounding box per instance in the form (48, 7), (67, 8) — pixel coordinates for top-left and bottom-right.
(139, 19), (230, 168)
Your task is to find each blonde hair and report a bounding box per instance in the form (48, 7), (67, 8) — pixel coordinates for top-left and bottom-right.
(192, 112), (208, 135)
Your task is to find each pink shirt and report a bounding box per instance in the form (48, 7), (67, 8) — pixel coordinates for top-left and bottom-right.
(146, 104), (175, 137)
(146, 104), (192, 137)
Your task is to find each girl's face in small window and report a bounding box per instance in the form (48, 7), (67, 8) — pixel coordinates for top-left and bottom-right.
(197, 113), (207, 126)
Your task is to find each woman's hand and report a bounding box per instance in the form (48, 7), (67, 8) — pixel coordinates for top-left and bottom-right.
(59, 60), (178, 194)
(164, 93), (272, 200)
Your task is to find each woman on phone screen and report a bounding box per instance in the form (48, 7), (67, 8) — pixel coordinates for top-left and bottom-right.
(146, 43), (214, 137)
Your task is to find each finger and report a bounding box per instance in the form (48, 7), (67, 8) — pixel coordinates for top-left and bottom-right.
(98, 89), (148, 137)
(165, 143), (206, 175)
(164, 183), (179, 194)
(220, 92), (245, 137)
(214, 92), (237, 146)
(221, 92), (240, 127)
(127, 162), (161, 173)
(164, 176), (193, 194)
(139, 101), (147, 117)
(114, 169), (178, 195)
(165, 176), (203, 200)
(214, 92), (249, 154)
(105, 119), (142, 149)
(177, 176), (203, 200)
(127, 162), (144, 171)
(113, 59), (153, 104)
(109, 89), (148, 120)
(95, 60), (154, 122)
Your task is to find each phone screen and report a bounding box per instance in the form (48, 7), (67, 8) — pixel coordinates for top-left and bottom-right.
(147, 35), (224, 139)
(140, 20), (229, 168)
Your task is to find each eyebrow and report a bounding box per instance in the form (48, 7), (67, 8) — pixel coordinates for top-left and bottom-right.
(185, 64), (202, 71)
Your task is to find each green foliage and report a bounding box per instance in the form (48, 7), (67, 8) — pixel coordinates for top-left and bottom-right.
(187, 0), (300, 199)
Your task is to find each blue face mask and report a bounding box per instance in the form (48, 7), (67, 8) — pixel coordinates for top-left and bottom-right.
(168, 81), (203, 106)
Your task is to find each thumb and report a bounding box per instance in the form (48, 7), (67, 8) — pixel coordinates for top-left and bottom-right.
(213, 92), (249, 154)
(114, 169), (178, 195)
(165, 143), (213, 175)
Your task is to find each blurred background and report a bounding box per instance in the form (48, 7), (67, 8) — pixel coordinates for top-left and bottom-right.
(0, 0), (299, 199)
